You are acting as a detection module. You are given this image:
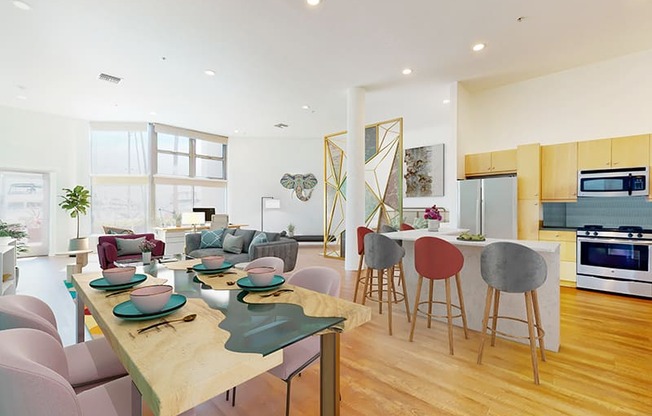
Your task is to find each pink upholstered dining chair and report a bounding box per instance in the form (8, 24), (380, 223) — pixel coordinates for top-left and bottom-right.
(0, 328), (135, 416)
(0, 295), (126, 391)
(245, 256), (285, 276)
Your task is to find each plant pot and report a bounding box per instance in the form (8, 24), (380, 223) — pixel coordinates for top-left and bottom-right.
(68, 237), (89, 251)
(427, 219), (440, 232)
(142, 251), (152, 265)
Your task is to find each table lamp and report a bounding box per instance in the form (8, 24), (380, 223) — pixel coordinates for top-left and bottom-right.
(182, 212), (205, 233)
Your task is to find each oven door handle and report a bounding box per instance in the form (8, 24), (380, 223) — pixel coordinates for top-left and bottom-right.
(577, 237), (652, 246)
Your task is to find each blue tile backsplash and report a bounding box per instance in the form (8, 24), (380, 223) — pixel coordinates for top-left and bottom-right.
(542, 197), (652, 228)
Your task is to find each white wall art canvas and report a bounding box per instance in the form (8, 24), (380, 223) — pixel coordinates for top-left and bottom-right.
(404, 143), (444, 197)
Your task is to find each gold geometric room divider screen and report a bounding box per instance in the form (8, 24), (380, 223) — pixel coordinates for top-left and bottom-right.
(323, 117), (403, 258)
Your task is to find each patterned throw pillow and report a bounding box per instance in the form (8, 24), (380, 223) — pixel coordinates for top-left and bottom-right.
(200, 229), (225, 249)
(248, 232), (268, 254)
(222, 233), (244, 254)
(115, 237), (145, 256)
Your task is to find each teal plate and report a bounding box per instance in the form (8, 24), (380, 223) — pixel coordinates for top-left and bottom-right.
(192, 262), (234, 274)
(236, 275), (285, 292)
(90, 274), (147, 291)
(113, 294), (187, 320)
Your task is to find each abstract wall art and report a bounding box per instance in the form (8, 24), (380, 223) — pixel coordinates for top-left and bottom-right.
(404, 143), (444, 197)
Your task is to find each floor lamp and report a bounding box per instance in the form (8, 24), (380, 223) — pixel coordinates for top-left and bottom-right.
(260, 197), (280, 232)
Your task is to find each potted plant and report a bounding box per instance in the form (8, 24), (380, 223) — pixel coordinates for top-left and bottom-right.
(58, 185), (91, 251)
(0, 220), (28, 254)
(139, 239), (157, 264)
(287, 223), (296, 237)
(424, 205), (442, 231)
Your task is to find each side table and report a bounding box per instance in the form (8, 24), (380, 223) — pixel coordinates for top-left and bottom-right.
(56, 249), (93, 282)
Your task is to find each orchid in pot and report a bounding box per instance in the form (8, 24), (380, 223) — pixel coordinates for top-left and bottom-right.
(424, 205), (442, 231)
(139, 239), (157, 264)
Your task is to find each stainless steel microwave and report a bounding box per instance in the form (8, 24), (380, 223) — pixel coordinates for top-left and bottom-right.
(577, 166), (649, 197)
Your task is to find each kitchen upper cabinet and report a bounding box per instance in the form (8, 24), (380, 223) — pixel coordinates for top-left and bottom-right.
(465, 149), (516, 177)
(578, 135), (650, 170)
(517, 143), (540, 200)
(541, 142), (578, 201)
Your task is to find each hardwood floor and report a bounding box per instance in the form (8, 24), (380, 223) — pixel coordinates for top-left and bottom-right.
(16, 245), (652, 415)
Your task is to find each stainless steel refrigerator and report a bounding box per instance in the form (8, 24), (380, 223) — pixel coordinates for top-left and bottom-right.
(457, 176), (517, 239)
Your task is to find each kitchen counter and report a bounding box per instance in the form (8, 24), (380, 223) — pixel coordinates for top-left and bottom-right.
(383, 230), (561, 352)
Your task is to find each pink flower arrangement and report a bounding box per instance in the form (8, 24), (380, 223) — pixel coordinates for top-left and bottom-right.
(424, 205), (442, 221)
(139, 239), (157, 253)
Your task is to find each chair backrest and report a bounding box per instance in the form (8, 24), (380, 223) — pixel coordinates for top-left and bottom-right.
(210, 214), (229, 230)
(481, 242), (547, 293)
(400, 223), (415, 231)
(414, 237), (464, 280)
(0, 295), (63, 344)
(245, 256), (285, 276)
(287, 266), (341, 297)
(0, 328), (80, 416)
(97, 233), (156, 247)
(356, 226), (373, 255)
(364, 233), (404, 270)
(379, 224), (397, 233)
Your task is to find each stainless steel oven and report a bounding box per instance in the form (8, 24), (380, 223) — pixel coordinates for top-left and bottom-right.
(576, 226), (652, 298)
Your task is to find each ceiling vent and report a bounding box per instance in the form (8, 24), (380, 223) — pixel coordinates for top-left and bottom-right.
(98, 73), (122, 84)
(274, 123), (289, 129)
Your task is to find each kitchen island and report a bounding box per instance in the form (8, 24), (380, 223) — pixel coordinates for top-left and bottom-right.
(383, 229), (560, 352)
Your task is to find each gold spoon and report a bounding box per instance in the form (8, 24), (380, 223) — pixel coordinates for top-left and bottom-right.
(137, 314), (197, 334)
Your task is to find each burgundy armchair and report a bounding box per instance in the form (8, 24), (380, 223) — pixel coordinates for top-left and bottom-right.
(97, 233), (165, 269)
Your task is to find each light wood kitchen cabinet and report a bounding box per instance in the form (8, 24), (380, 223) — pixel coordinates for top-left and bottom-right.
(578, 134), (650, 170)
(516, 143), (540, 200)
(517, 200), (540, 240)
(541, 142), (578, 201)
(465, 149), (516, 177)
(539, 230), (576, 283)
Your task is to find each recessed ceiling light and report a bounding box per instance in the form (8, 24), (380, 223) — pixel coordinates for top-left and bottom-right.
(402, 68), (412, 75)
(149, 111), (157, 116)
(12, 1), (31, 11)
(472, 43), (486, 52)
(442, 99), (450, 104)
(301, 105), (310, 110)
(234, 129), (240, 134)
(307, 0), (321, 5)
(16, 95), (27, 100)
(204, 69), (216, 76)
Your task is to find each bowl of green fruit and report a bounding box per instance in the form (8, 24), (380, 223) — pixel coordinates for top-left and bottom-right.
(457, 232), (486, 242)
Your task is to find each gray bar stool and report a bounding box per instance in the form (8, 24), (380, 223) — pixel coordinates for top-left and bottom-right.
(477, 242), (547, 384)
(363, 232), (411, 335)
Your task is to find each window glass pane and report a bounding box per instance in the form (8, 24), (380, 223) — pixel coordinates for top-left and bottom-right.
(91, 131), (149, 174)
(158, 154), (190, 176)
(155, 184), (193, 227)
(157, 133), (189, 153)
(196, 140), (224, 157)
(91, 184), (149, 233)
(194, 186), (227, 214)
(196, 157), (225, 179)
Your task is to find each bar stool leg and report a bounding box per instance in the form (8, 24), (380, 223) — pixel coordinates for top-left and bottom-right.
(427, 279), (434, 328)
(378, 269), (384, 315)
(531, 289), (546, 362)
(490, 290), (501, 347)
(408, 275), (424, 342)
(353, 254), (364, 303)
(398, 261), (411, 323)
(454, 273), (469, 339)
(390, 266), (399, 303)
(361, 268), (372, 306)
(445, 277), (454, 355)
(524, 291), (540, 385)
(477, 286), (494, 365)
(386, 268), (394, 336)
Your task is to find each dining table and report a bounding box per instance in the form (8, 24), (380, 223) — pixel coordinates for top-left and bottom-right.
(72, 260), (371, 416)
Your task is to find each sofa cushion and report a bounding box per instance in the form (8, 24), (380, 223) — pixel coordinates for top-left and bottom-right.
(234, 229), (256, 253)
(264, 232), (281, 242)
(115, 237), (145, 256)
(223, 234), (244, 254)
(248, 232), (268, 254)
(200, 229), (226, 249)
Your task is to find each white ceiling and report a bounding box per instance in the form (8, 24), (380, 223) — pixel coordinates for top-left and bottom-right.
(2, 0), (652, 139)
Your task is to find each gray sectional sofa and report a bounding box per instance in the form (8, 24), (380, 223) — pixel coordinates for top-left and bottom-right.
(185, 228), (299, 272)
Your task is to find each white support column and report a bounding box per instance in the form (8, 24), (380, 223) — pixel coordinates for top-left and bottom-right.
(345, 87), (366, 270)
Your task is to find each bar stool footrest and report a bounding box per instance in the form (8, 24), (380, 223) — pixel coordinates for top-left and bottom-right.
(416, 300), (464, 320)
(486, 315), (545, 341)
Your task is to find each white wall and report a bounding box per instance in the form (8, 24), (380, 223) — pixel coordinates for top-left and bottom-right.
(0, 105), (90, 253)
(460, 48), (652, 152)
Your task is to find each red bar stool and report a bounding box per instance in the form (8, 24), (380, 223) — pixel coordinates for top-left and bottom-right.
(409, 237), (468, 355)
(477, 242), (547, 384)
(353, 226), (373, 303)
(399, 223), (414, 231)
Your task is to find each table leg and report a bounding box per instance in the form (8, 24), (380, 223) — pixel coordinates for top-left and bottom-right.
(131, 380), (142, 416)
(75, 252), (89, 273)
(320, 332), (340, 416)
(76, 294), (85, 344)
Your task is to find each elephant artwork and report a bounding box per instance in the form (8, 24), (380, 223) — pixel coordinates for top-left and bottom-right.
(280, 173), (318, 201)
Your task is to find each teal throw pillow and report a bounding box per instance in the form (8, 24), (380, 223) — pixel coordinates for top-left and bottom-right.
(115, 237), (145, 256)
(222, 233), (244, 254)
(200, 229), (225, 249)
(248, 232), (268, 253)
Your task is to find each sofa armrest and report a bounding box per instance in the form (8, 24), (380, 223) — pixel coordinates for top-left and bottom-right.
(185, 233), (202, 255)
(251, 238), (299, 272)
(97, 242), (118, 270)
(153, 240), (165, 257)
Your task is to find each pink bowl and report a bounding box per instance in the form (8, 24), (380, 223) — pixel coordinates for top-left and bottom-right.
(247, 266), (276, 286)
(130, 285), (173, 314)
(102, 266), (136, 285)
(201, 255), (225, 269)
